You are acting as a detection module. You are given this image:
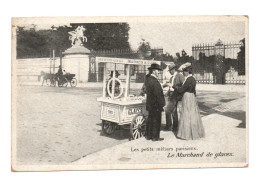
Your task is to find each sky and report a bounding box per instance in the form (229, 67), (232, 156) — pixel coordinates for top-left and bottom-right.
(22, 21), (245, 56)
(128, 21), (245, 56)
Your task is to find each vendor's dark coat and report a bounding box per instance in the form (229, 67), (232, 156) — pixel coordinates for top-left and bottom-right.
(169, 73), (185, 101)
(145, 75), (166, 112)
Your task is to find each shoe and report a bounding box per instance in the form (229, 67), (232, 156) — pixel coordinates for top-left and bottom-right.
(152, 138), (164, 141)
(145, 137), (151, 140)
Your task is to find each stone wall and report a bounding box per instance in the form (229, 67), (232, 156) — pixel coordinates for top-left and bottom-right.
(15, 58), (60, 83)
(15, 57), (166, 84)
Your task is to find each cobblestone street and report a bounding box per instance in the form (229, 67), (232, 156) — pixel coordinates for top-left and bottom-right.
(14, 85), (245, 165)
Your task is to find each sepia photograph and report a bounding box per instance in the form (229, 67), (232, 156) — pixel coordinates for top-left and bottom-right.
(11, 16), (248, 171)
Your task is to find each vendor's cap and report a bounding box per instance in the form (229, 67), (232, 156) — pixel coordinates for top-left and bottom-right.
(178, 62), (191, 71)
(148, 63), (162, 71)
(168, 63), (177, 71)
(183, 65), (192, 72)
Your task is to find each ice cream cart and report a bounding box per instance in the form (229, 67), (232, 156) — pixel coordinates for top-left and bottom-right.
(96, 57), (160, 140)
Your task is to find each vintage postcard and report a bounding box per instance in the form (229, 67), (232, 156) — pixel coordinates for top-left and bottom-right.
(11, 16), (248, 171)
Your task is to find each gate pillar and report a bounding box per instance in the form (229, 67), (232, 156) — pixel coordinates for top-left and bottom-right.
(214, 39), (225, 84)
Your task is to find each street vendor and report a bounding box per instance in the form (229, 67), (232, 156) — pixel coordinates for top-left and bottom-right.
(145, 63), (166, 141)
(163, 62), (185, 132)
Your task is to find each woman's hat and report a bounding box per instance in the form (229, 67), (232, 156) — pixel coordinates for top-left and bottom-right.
(148, 63), (162, 71)
(168, 63), (177, 71)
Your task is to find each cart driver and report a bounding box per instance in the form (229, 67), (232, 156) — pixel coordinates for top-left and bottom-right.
(57, 65), (63, 75)
(57, 65), (63, 82)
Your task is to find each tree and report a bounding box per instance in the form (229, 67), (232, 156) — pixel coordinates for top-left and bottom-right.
(47, 26), (73, 54)
(181, 50), (187, 57)
(176, 52), (181, 59)
(17, 26), (50, 58)
(137, 39), (151, 59)
(174, 49), (192, 67)
(153, 53), (174, 62)
(70, 23), (131, 51)
(16, 23), (131, 58)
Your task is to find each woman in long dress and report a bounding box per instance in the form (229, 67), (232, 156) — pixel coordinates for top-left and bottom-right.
(174, 65), (205, 140)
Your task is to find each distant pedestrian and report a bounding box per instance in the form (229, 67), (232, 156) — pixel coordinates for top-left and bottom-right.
(106, 71), (121, 97)
(174, 64), (205, 140)
(145, 63), (166, 141)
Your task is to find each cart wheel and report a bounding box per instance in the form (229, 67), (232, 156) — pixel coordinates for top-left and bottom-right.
(70, 78), (77, 87)
(102, 120), (116, 135)
(130, 114), (146, 140)
(62, 77), (68, 87)
(58, 77), (68, 87)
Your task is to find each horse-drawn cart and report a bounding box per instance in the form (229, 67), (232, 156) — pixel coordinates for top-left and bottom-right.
(58, 73), (77, 87)
(96, 57), (160, 140)
(41, 72), (77, 87)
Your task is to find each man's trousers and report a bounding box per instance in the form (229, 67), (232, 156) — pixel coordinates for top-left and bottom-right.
(165, 98), (178, 131)
(146, 110), (162, 139)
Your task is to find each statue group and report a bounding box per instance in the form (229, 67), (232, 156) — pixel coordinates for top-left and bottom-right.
(68, 26), (87, 47)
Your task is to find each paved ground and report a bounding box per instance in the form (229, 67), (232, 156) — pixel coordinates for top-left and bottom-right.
(14, 85), (246, 165)
(73, 114), (247, 169)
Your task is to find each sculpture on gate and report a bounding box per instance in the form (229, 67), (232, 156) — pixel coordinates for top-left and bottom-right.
(68, 26), (87, 46)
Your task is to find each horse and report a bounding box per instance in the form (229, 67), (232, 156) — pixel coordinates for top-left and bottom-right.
(40, 71), (56, 86)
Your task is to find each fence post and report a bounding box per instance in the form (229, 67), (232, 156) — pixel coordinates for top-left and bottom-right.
(53, 50), (55, 74)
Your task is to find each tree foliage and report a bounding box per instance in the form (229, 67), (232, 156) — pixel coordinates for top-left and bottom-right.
(16, 23), (131, 59)
(70, 23), (130, 51)
(136, 39), (177, 62)
(17, 26), (72, 58)
(175, 49), (193, 67)
(155, 54), (174, 63)
(137, 39), (151, 59)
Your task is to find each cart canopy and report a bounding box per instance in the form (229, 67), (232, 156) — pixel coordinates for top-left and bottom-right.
(96, 57), (160, 66)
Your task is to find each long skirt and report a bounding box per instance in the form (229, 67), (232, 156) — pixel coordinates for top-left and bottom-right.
(177, 92), (205, 140)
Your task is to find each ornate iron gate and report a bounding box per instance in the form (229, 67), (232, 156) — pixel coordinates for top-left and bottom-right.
(88, 56), (97, 82)
(192, 39), (245, 84)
